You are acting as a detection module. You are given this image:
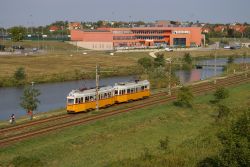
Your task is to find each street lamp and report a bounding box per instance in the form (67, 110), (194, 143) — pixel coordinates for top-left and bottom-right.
(95, 64), (100, 111)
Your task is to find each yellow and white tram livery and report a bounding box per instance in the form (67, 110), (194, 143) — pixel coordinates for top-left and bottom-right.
(67, 86), (115, 113)
(114, 80), (150, 103)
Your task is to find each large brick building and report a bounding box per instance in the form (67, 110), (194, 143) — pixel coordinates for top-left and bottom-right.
(71, 27), (203, 50)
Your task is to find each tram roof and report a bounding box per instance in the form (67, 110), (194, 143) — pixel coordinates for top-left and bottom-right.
(114, 80), (149, 88)
(67, 86), (113, 98)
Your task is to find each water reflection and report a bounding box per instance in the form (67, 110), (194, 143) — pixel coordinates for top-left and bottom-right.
(176, 57), (250, 84)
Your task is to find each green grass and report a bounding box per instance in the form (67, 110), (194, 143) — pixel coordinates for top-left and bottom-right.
(0, 83), (249, 167)
(0, 41), (149, 87)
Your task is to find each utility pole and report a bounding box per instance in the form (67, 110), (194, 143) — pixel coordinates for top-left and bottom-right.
(95, 64), (99, 111)
(214, 52), (217, 84)
(166, 58), (172, 96)
(76, 41), (78, 52)
(246, 64), (248, 78)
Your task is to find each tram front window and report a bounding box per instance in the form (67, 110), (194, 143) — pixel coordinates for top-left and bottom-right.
(67, 98), (75, 104)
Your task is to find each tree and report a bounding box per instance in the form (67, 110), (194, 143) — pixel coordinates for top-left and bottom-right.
(20, 86), (41, 120)
(227, 28), (235, 38)
(197, 110), (249, 167)
(183, 53), (192, 64)
(96, 20), (104, 27)
(138, 57), (153, 70)
(14, 67), (26, 80)
(154, 53), (165, 67)
(174, 86), (194, 107)
(9, 26), (26, 41)
(217, 111), (250, 167)
(244, 27), (250, 38)
(14, 67), (26, 86)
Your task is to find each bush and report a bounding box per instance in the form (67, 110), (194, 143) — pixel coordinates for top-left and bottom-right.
(14, 67), (26, 81)
(154, 53), (165, 67)
(214, 87), (229, 102)
(138, 57), (153, 70)
(174, 86), (194, 108)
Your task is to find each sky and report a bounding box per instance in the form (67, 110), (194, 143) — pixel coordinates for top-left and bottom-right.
(0, 0), (249, 27)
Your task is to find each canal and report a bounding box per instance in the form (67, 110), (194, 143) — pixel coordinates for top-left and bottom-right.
(0, 57), (249, 120)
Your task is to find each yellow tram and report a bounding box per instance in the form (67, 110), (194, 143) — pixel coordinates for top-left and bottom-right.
(67, 86), (115, 113)
(114, 80), (150, 103)
(66, 80), (150, 113)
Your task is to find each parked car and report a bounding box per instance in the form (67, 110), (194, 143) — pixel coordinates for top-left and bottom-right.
(224, 46), (231, 49)
(165, 47), (173, 52)
(32, 48), (38, 52)
(12, 45), (24, 50)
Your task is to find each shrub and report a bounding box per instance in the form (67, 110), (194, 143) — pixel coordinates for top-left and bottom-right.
(214, 87), (229, 102)
(174, 86), (194, 108)
(154, 53), (165, 67)
(138, 57), (153, 70)
(14, 67), (26, 81)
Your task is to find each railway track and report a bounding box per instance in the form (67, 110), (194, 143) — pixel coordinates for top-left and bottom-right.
(0, 73), (246, 136)
(0, 73), (246, 134)
(0, 73), (249, 147)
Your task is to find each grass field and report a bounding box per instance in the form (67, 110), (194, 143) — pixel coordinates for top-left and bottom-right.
(0, 83), (249, 167)
(0, 41), (150, 86)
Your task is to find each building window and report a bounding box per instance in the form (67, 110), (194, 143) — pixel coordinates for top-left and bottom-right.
(173, 38), (186, 47)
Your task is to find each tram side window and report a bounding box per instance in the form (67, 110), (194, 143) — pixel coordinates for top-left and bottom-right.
(145, 85), (148, 89)
(75, 98), (79, 104)
(135, 87), (138, 92)
(122, 90), (125, 95)
(85, 96), (89, 102)
(67, 98), (74, 104)
(108, 92), (111, 97)
(104, 93), (107, 98)
(127, 89), (131, 94)
(141, 86), (145, 90)
(90, 96), (94, 101)
(115, 90), (118, 95)
(81, 97), (84, 103)
(131, 88), (134, 93)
